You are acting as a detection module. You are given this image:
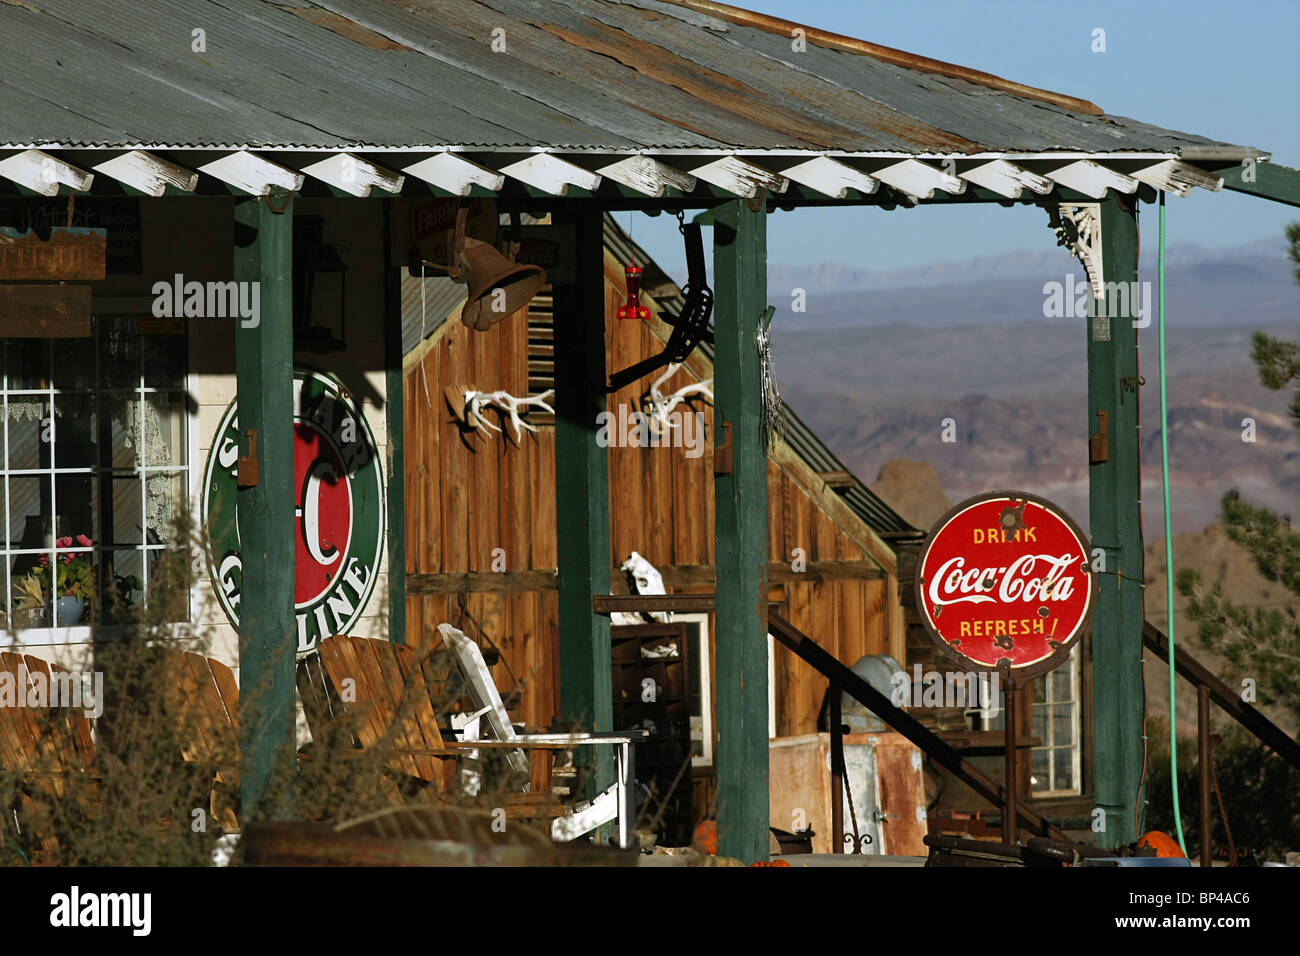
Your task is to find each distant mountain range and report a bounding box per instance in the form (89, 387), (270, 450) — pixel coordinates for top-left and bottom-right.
(769, 236), (1297, 535)
(767, 237), (1289, 298)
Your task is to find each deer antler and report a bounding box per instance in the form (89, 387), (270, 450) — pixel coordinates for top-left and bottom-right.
(644, 363), (713, 433)
(463, 390), (502, 438)
(462, 388), (555, 443)
(484, 388), (555, 444)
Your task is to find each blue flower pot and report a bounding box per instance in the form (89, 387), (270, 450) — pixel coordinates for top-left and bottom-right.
(48, 596), (86, 627)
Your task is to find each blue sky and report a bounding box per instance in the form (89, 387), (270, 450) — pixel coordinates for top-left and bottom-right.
(631, 0), (1300, 275)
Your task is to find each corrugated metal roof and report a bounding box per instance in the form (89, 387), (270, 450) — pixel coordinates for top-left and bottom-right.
(401, 273), (466, 355)
(603, 213), (922, 540)
(0, 0), (1261, 159)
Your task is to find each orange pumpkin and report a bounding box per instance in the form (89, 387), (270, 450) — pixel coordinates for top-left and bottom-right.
(1137, 830), (1185, 858)
(750, 859), (791, 867)
(692, 820), (718, 855)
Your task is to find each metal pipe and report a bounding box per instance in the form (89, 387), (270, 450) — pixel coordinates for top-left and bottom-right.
(1199, 685), (1212, 867)
(831, 682), (843, 853)
(1003, 671), (1017, 845)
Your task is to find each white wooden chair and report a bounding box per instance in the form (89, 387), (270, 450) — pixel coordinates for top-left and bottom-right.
(437, 623), (644, 849)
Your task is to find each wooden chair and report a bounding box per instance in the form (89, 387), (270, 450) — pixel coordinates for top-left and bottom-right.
(296, 633), (455, 804)
(0, 648), (240, 861)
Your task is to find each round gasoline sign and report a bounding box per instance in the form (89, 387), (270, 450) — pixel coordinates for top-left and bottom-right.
(202, 368), (385, 655)
(914, 491), (1095, 679)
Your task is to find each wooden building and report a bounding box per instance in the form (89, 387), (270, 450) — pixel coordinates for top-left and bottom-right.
(399, 211), (920, 836)
(0, 0), (1294, 862)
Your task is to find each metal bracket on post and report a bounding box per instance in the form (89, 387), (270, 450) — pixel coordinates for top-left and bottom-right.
(713, 421), (734, 475)
(237, 429), (259, 487)
(1089, 410), (1109, 464)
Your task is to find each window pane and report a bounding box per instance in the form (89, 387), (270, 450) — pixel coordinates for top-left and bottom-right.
(102, 548), (143, 616)
(58, 334), (97, 391)
(1052, 704), (1075, 745)
(5, 402), (46, 470)
(1030, 748), (1049, 790)
(54, 472), (97, 545)
(1053, 748), (1075, 792)
(53, 394), (98, 468)
(1050, 666), (1073, 703)
(144, 393), (186, 466)
(1029, 675), (1046, 703)
(100, 317), (140, 388)
(141, 329), (185, 388)
(143, 471), (185, 542)
(110, 477), (142, 547)
(6, 339), (50, 390)
(7, 476), (46, 552)
(1031, 706), (1048, 741)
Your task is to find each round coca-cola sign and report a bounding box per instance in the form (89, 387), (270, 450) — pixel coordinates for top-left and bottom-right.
(914, 491), (1096, 679)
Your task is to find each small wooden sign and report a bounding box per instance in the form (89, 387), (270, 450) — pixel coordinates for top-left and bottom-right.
(0, 285), (92, 337)
(138, 316), (185, 335)
(0, 227), (107, 280)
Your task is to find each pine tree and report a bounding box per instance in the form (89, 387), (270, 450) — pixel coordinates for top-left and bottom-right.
(1174, 222), (1300, 726)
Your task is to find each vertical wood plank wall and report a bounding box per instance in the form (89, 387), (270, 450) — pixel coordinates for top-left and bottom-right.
(404, 254), (901, 739)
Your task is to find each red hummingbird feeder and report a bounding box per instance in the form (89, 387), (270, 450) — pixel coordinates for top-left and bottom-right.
(616, 265), (651, 320)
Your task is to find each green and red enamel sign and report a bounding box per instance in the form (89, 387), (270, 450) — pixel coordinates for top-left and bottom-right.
(202, 368), (384, 654)
(914, 491), (1096, 679)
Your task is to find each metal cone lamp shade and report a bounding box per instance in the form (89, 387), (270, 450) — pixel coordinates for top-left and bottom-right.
(459, 238), (546, 331)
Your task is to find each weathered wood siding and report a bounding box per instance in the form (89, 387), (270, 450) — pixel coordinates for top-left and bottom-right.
(404, 252), (903, 740)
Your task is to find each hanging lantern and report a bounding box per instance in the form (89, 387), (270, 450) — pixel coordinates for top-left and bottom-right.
(616, 265), (651, 320)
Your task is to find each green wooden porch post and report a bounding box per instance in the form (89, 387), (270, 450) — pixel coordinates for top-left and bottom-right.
(1085, 193), (1145, 847)
(553, 203), (613, 810)
(712, 199), (770, 863)
(234, 188), (297, 820)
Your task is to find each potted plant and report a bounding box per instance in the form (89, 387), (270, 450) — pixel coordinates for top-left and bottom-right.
(24, 534), (95, 627)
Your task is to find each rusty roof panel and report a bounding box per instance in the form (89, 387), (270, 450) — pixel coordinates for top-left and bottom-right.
(0, 0), (1261, 159)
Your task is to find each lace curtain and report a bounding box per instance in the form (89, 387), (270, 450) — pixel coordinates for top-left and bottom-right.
(114, 397), (175, 542)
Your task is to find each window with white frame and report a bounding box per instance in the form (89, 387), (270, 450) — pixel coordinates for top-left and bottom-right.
(1029, 644), (1083, 796)
(676, 612), (775, 767)
(0, 315), (189, 630)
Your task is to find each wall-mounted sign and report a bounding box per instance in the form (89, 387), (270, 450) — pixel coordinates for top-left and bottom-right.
(0, 284), (92, 337)
(0, 227), (107, 280)
(913, 491), (1095, 679)
(202, 368), (385, 654)
(0, 198), (141, 274)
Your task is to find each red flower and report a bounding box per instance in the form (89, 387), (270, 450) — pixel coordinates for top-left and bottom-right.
(55, 536), (72, 548)
(37, 554), (48, 567)
(75, 534), (92, 547)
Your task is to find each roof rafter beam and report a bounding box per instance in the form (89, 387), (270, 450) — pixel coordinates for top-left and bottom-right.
(403, 152), (504, 195)
(498, 153), (601, 196)
(1043, 159), (1138, 199)
(596, 155), (697, 197)
(957, 159), (1052, 199)
(869, 159), (964, 199)
(197, 150), (304, 195)
(779, 156), (878, 198)
(1128, 159), (1222, 197)
(92, 150), (197, 196)
(0, 149), (93, 196)
(689, 156), (789, 199)
(1202, 159), (1300, 209)
(300, 152), (404, 197)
